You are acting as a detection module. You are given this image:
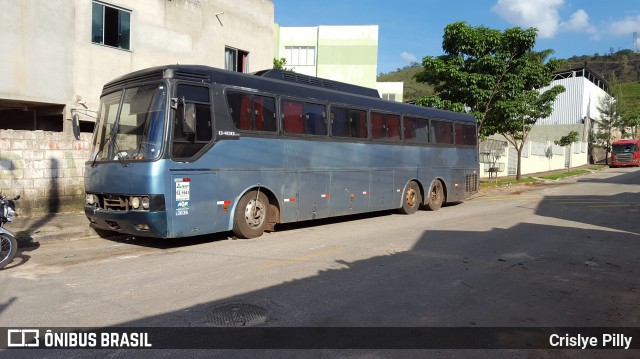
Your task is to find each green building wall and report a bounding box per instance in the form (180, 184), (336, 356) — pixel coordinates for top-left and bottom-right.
(276, 25), (379, 89)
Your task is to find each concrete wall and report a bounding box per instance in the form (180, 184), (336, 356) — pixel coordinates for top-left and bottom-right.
(480, 132), (589, 179)
(0, 130), (92, 215)
(70, 0), (275, 117)
(0, 0), (75, 106)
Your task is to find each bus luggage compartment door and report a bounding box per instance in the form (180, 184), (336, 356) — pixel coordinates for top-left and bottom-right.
(330, 171), (369, 216)
(298, 172), (330, 221)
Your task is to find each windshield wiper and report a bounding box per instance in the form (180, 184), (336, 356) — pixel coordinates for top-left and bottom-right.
(91, 137), (108, 168)
(111, 138), (129, 167)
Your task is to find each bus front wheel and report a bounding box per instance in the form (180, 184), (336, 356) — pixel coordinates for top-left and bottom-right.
(233, 190), (269, 239)
(425, 180), (444, 211)
(399, 181), (421, 215)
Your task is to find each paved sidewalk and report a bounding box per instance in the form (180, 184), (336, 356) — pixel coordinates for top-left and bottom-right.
(9, 211), (97, 246)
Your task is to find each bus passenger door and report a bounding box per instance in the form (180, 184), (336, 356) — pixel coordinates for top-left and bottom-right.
(280, 172), (299, 222)
(298, 172), (330, 221)
(170, 173), (220, 237)
(370, 170), (394, 210)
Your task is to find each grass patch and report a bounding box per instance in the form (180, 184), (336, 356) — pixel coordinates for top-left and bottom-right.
(538, 169), (591, 180)
(480, 177), (539, 188)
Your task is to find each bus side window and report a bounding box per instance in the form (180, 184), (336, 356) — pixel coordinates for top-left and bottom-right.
(432, 120), (453, 144)
(255, 95), (277, 132)
(172, 84), (211, 159)
(403, 117), (417, 142)
(455, 124), (464, 145)
(238, 95), (253, 130)
(227, 92), (276, 132)
(283, 99), (304, 134)
(349, 109), (367, 139)
(304, 102), (327, 136)
(404, 116), (429, 143)
(386, 114), (400, 141)
(371, 112), (385, 139)
(460, 124), (477, 146)
(331, 106), (350, 137)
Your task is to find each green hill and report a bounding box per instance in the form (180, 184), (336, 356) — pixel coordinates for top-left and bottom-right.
(378, 50), (640, 102)
(377, 64), (434, 102)
(560, 50), (640, 83)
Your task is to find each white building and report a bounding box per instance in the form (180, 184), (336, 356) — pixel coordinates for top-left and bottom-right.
(481, 68), (609, 177)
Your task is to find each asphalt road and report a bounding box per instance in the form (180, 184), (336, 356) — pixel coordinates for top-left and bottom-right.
(1, 166), (639, 358)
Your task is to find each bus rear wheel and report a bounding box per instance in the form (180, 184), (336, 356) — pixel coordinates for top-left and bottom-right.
(425, 180), (444, 211)
(399, 181), (421, 215)
(233, 190), (269, 239)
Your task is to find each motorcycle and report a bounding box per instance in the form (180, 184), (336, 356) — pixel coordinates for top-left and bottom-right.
(0, 195), (20, 269)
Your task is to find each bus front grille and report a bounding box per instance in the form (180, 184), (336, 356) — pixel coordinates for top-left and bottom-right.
(615, 153), (633, 162)
(102, 194), (129, 211)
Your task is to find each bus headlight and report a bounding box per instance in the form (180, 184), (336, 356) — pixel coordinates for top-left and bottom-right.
(131, 197), (141, 209)
(141, 197), (150, 210)
(86, 194), (97, 205)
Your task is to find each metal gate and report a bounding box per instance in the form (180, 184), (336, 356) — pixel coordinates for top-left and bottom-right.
(508, 147), (517, 176)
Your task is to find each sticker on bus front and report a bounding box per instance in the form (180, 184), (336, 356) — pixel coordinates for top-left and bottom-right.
(175, 178), (191, 201)
(176, 201), (189, 216)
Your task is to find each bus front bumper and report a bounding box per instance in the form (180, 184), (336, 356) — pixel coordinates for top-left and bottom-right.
(85, 207), (168, 238)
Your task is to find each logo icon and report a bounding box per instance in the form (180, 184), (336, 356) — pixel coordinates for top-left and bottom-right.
(7, 329), (40, 347)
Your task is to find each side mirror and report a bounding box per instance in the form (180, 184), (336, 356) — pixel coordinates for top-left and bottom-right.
(72, 114), (81, 140)
(182, 103), (196, 135)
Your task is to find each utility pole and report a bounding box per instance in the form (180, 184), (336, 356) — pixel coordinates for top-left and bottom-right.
(634, 31), (639, 53)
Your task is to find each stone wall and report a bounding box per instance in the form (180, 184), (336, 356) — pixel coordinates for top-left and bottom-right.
(0, 129), (92, 215)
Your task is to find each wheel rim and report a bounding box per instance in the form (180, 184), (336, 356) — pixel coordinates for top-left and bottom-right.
(405, 187), (418, 207)
(1, 236), (12, 260)
(431, 183), (442, 203)
(244, 199), (266, 228)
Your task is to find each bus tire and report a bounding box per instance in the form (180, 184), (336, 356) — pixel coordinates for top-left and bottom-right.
(399, 181), (421, 215)
(426, 180), (444, 211)
(232, 190), (269, 239)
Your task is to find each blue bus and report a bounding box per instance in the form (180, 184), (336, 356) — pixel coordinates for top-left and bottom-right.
(80, 65), (478, 239)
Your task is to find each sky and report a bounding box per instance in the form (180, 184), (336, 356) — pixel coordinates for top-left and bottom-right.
(273, 0), (640, 74)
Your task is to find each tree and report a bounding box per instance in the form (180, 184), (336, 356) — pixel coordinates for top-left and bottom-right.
(414, 22), (565, 179)
(273, 57), (294, 72)
(414, 22), (563, 138)
(554, 130), (579, 147)
(616, 84), (640, 138)
(555, 130), (580, 171)
(487, 53), (565, 180)
(594, 90), (624, 165)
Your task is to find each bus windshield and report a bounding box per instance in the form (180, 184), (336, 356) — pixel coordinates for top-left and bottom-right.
(611, 143), (636, 153)
(93, 84), (167, 162)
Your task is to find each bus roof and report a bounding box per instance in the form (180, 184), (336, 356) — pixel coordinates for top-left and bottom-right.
(103, 65), (477, 124)
(612, 139), (640, 145)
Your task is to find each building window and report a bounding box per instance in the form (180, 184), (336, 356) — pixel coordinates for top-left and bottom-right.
(381, 93), (396, 101)
(92, 1), (131, 50)
(284, 46), (316, 66)
(225, 47), (249, 73)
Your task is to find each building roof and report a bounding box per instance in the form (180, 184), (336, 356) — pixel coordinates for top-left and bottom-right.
(552, 67), (608, 93)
